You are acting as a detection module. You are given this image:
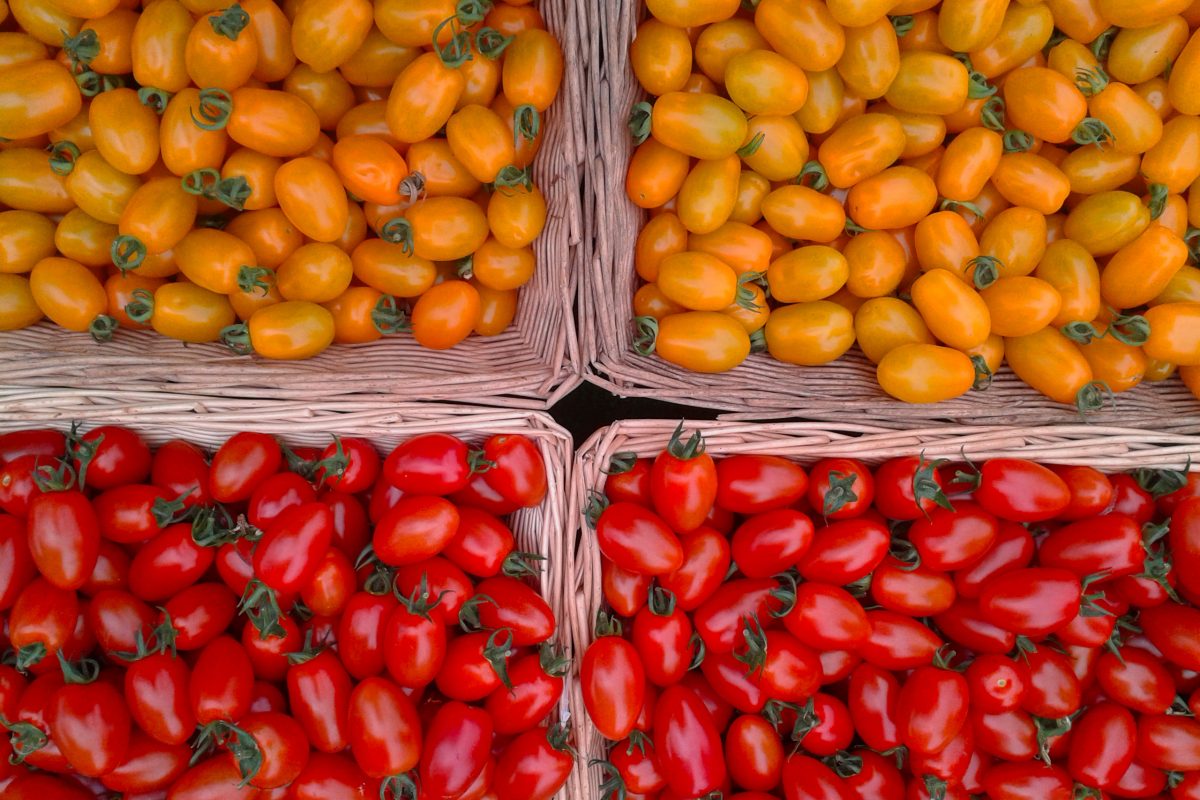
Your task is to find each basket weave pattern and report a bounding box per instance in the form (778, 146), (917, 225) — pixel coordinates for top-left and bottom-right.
(568, 418), (1200, 798)
(0, 0), (585, 409)
(578, 0), (1200, 423)
(0, 389), (585, 800)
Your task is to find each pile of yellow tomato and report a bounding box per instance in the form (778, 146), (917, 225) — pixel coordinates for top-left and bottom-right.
(627, 0), (1200, 409)
(0, 0), (560, 359)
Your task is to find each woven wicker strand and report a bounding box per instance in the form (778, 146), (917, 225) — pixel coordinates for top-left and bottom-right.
(0, 0), (583, 409)
(0, 391), (585, 800)
(578, 0), (1200, 423)
(567, 419), (1200, 799)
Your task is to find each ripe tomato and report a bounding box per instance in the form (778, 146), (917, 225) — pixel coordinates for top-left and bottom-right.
(26, 489), (98, 591)
(966, 654), (1027, 714)
(253, 502), (333, 593)
(189, 635), (253, 725)
(210, 433), (281, 503)
(582, 633), (645, 741)
(798, 516), (889, 583)
(782, 583), (867, 660)
(347, 676), (421, 778)
(660, 526), (730, 611)
(654, 684), (726, 797)
(492, 726), (574, 800)
(975, 459), (1070, 522)
(859, 610), (943, 670)
(124, 652), (194, 747)
(419, 701), (492, 798)
(1136, 713), (1200, 771)
(336, 592), (396, 680)
(51, 672), (131, 776)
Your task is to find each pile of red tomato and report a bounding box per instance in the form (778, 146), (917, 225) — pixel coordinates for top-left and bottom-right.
(0, 423), (572, 800)
(583, 425), (1200, 800)
(626, 0), (1200, 409)
(0, 0), (561, 358)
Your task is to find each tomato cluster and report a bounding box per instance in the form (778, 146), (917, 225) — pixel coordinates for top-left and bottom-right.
(0, 0), (561, 357)
(583, 425), (1200, 800)
(626, 0), (1200, 409)
(0, 423), (572, 800)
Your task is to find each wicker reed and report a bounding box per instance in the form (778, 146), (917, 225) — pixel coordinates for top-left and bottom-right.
(0, 389), (585, 800)
(578, 0), (1200, 423)
(0, 0), (585, 409)
(568, 418), (1200, 798)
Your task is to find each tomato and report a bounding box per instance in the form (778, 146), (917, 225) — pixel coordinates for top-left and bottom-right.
(1038, 514), (1143, 580)
(885, 51), (968, 115)
(859, 610), (942, 670)
(978, 567), (1082, 637)
(89, 88), (158, 175)
(1063, 701), (1136, 790)
(235, 711), (310, 789)
(966, 654), (1027, 714)
(1140, 603), (1200, 670)
(582, 633), (645, 741)
(51, 672), (130, 776)
(492, 726), (573, 800)
(188, 635), (253, 726)
(386, 52), (463, 144)
(1144, 303), (1200, 366)
(345, 676), (422, 780)
(982, 762), (1073, 800)
(781, 753), (850, 800)
(274, 157), (349, 244)
(485, 649), (564, 734)
(210, 432), (281, 503)
(290, 0), (370, 73)
(479, 433), (545, 509)
(27, 489), (98, 591)
(28, 256), (105, 333)
(975, 459), (1070, 522)
(0, 60), (80, 140)
(1021, 647), (1083, 718)
(655, 526), (727, 613)
(124, 652), (194, 747)
(99, 731), (190, 794)
(163, 583), (237, 651)
(1096, 646), (1176, 714)
(9, 577), (77, 671)
(654, 684), (726, 797)
(253, 502), (332, 593)
(1136, 714), (1200, 771)
(472, 575), (554, 646)
(724, 714), (783, 792)
(795, 516), (887, 584)
(168, 755), (260, 800)
(185, 5), (257, 90)
(874, 455), (950, 520)
(335, 592), (395, 681)
(871, 556), (956, 615)
(416, 701), (491, 799)
(895, 660), (970, 756)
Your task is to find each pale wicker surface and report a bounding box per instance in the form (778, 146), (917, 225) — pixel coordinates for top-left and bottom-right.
(578, 0), (1200, 423)
(568, 419), (1200, 799)
(0, 389), (585, 800)
(0, 0), (584, 409)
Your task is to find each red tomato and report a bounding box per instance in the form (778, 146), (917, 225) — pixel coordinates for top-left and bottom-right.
(287, 649), (351, 753)
(235, 711), (310, 789)
(797, 516), (889, 583)
(1139, 602), (1200, 671)
(443, 507), (515, 578)
(975, 459), (1070, 522)
(347, 677), (422, 778)
(781, 753), (850, 800)
(473, 575), (555, 645)
(129, 523), (214, 602)
(163, 583), (237, 651)
(784, 581), (869, 651)
(982, 762), (1073, 800)
(337, 591), (397, 680)
(98, 731), (190, 794)
(1021, 648), (1083, 718)
(954, 521), (1035, 599)
(373, 495), (459, 566)
(168, 755), (260, 800)
(874, 456), (951, 520)
(242, 614), (303, 682)
(725, 714), (784, 792)
(582, 634), (645, 741)
(909, 724), (973, 785)
(858, 610), (942, 670)
(0, 430), (65, 465)
(979, 567), (1082, 637)
(485, 650), (565, 735)
(50, 674), (131, 776)
(190, 636), (254, 724)
(716, 455), (808, 513)
(381, 599), (446, 688)
(869, 556), (956, 616)
(0, 455), (48, 517)
(1095, 646), (1175, 713)
(798, 692), (854, 756)
(480, 433), (547, 508)
(731, 509), (815, 578)
(435, 631), (508, 702)
(73, 426), (151, 490)
(1170, 498), (1200, 600)
(316, 437), (379, 494)
(1067, 701), (1136, 790)
(659, 526), (730, 611)
(896, 659), (970, 755)
(492, 726), (574, 800)
(320, 490), (370, 560)
(210, 432), (282, 503)
(289, 752), (381, 800)
(1051, 465), (1114, 520)
(1105, 474), (1156, 523)
(27, 490), (99, 590)
(150, 439), (212, 508)
(0, 514), (35, 610)
(908, 501), (998, 570)
(650, 426), (717, 532)
(1136, 714), (1200, 771)
(124, 653), (194, 746)
(1038, 514), (1143, 581)
(633, 587), (695, 686)
(694, 576), (789, 654)
(654, 684), (727, 798)
(248, 472), (316, 530)
(603, 557), (652, 617)
(383, 433), (474, 495)
(605, 456), (653, 506)
(419, 701), (492, 798)
(843, 749), (905, 800)
(93, 484), (173, 544)
(807, 457), (875, 519)
(595, 501), (684, 575)
(9, 577), (78, 672)
(393, 556), (473, 627)
(253, 502), (333, 593)
(966, 654), (1027, 713)
(848, 663), (902, 751)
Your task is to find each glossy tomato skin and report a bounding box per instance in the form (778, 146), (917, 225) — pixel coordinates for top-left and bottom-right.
(473, 575), (555, 646)
(1038, 514), (1143, 581)
(605, 458), (653, 506)
(858, 610), (943, 670)
(0, 430), (64, 465)
(978, 567), (1082, 637)
(485, 651), (564, 735)
(1067, 701), (1136, 790)
(337, 591), (397, 680)
(381, 600), (445, 688)
(124, 653), (195, 747)
(27, 489), (99, 590)
(163, 583), (237, 652)
(248, 472), (316, 530)
(966, 654), (1027, 713)
(848, 662), (902, 751)
(715, 455), (808, 513)
(596, 501), (684, 575)
(481, 434), (547, 508)
(1105, 474), (1156, 524)
(169, 754), (260, 800)
(785, 581), (869, 650)
(443, 507), (514, 578)
(660, 526), (730, 611)
(51, 677), (131, 777)
(694, 577), (786, 654)
(655, 684), (727, 797)
(975, 459), (1070, 522)
(651, 435), (717, 533)
(384, 433), (472, 495)
(128, 523), (214, 602)
(1136, 713), (1200, 771)
(1021, 648), (1083, 719)
(954, 521), (1035, 599)
(419, 701), (493, 798)
(807, 457), (875, 519)
(797, 516), (889, 584)
(0, 513), (35, 610)
(897, 664), (970, 755)
(288, 752), (381, 800)
(373, 495), (460, 567)
(1170, 498), (1200, 600)
(873, 456), (949, 520)
(150, 439), (211, 508)
(253, 502), (333, 593)
(287, 649), (351, 753)
(347, 676), (422, 778)
(98, 730), (190, 794)
(781, 753), (850, 800)
(870, 556), (956, 616)
(210, 432), (282, 503)
(1051, 466), (1113, 520)
(908, 501), (998, 571)
(732, 509), (815, 578)
(982, 762), (1073, 800)
(76, 426), (151, 490)
(1140, 603), (1200, 671)
(582, 635), (645, 741)
(189, 635), (254, 725)
(9, 577), (78, 672)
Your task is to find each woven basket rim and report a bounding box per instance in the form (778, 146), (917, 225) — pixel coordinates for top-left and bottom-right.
(0, 0), (586, 409)
(576, 0), (1200, 422)
(566, 418), (1200, 799)
(0, 390), (584, 800)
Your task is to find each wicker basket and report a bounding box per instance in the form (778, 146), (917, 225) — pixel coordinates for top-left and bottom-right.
(568, 418), (1200, 798)
(578, 0), (1200, 423)
(0, 389), (586, 800)
(0, 0), (585, 409)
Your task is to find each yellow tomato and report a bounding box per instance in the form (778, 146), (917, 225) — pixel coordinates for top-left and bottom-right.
(386, 52), (464, 144)
(338, 28), (418, 88)
(724, 283), (770, 333)
(175, 228), (256, 295)
(470, 238), (535, 291)
(768, 246), (849, 303)
(739, 115), (811, 182)
(1141, 115), (1200, 193)
(29, 256), (106, 332)
(836, 17), (899, 100)
(968, 1), (1054, 79)
(754, 0), (845, 72)
(55, 209), (116, 267)
(1153, 265), (1200, 305)
(0, 273), (42, 330)
(403, 197), (489, 261)
(160, 88), (228, 176)
(854, 297), (935, 363)
(89, 88), (159, 175)
(646, 0), (739, 26)
(844, 230), (906, 298)
(626, 138), (690, 210)
(937, 128), (1002, 202)
(446, 104), (516, 184)
(657, 252), (739, 311)
(631, 20), (694, 96)
(648, 311), (750, 373)
(688, 221), (773, 276)
(635, 213), (688, 282)
(877, 343), (976, 403)
(991, 153), (1071, 214)
(0, 210), (55, 274)
(351, 238), (436, 298)
(980, 276), (1062, 337)
(730, 170), (771, 224)
(1078, 333), (1146, 393)
(846, 166), (938, 230)
(914, 210), (980, 280)
(884, 52), (969, 115)
(0, 147), (72, 213)
(245, 300), (334, 359)
(1035, 239), (1101, 326)
(911, 268), (991, 349)
(632, 282), (686, 320)
(0, 59), (81, 140)
(501, 28), (562, 112)
(938, 0), (1009, 52)
(764, 300), (856, 365)
(694, 19), (768, 84)
(818, 113), (907, 189)
(1101, 224), (1188, 309)
(761, 185), (846, 243)
(488, 183), (546, 249)
(274, 157), (350, 243)
(290, 0), (372, 73)
(117, 177), (198, 262)
(677, 155), (741, 235)
(65, 150), (141, 224)
(276, 242), (353, 303)
(1099, 0), (1190, 30)
(650, 92), (749, 160)
(1182, 364), (1200, 399)
(1062, 191), (1151, 256)
(1089, 81), (1163, 156)
(1005, 327), (1097, 405)
(472, 282), (517, 337)
(1060, 147), (1142, 195)
(978, 206), (1047, 278)
(225, 207), (304, 269)
(228, 87), (320, 158)
(796, 68), (846, 135)
(726, 49), (808, 115)
(1143, 302), (1200, 365)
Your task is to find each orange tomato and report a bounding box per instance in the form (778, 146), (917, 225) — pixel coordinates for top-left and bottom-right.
(351, 238), (436, 298)
(854, 297), (936, 363)
(739, 115), (811, 182)
(104, 272), (164, 329)
(991, 153), (1071, 214)
(911, 268), (991, 349)
(290, 0), (371, 73)
(282, 64), (357, 130)
(625, 138), (689, 210)
(131, 0), (191, 92)
(677, 155), (740, 235)
(1060, 147), (1142, 195)
(386, 52), (464, 144)
(658, 252), (739, 311)
(877, 344), (976, 403)
(938, 0), (1009, 51)
(65, 149), (140, 224)
(225, 207), (304, 268)
(0, 147), (73, 213)
(502, 29), (562, 112)
(764, 301), (856, 365)
(373, 0), (455, 49)
(635, 213), (688, 283)
(221, 147), (281, 211)
(55, 209), (116, 267)
(729, 170), (771, 224)
(844, 230), (906, 298)
(0, 273), (43, 330)
(1100, 225), (1189, 309)
(227, 87), (319, 158)
(185, 4), (258, 90)
(471, 238), (536, 291)
(160, 88), (228, 176)
(1143, 303), (1200, 365)
(937, 128), (1002, 202)
(633, 282), (686, 320)
(818, 113), (907, 189)
(694, 19), (767, 84)
(245, 300), (334, 359)
(1089, 80), (1163, 156)
(1003, 67), (1087, 144)
(836, 17), (898, 100)
(0, 60), (81, 140)
(411, 280), (480, 350)
(0, 210), (55, 274)
(754, 0), (845, 72)
(338, 27), (418, 88)
(88, 88), (159, 175)
(29, 256), (106, 331)
(914, 210), (979, 280)
(488, 183), (546, 249)
(980, 276), (1062, 337)
(1153, 265), (1200, 305)
(1141, 115), (1200, 193)
(885, 52), (969, 115)
(1062, 191), (1150, 256)
(846, 166), (938, 229)
(768, 246), (849, 302)
(323, 285), (387, 344)
(331, 135), (408, 206)
(1043, 0), (1108, 43)
(118, 177), (198, 256)
(1005, 327), (1097, 405)
(274, 157), (350, 243)
(1036, 239), (1101, 326)
(276, 242), (353, 303)
(175, 228), (256, 294)
(650, 92), (748, 160)
(646, 0), (739, 26)
(761, 185), (846, 243)
(968, 1), (1054, 79)
(979, 206), (1047, 278)
(241, 0), (295, 82)
(689, 221), (773, 277)
(403, 197), (489, 261)
(445, 104), (516, 183)
(1078, 333), (1146, 393)
(631, 19), (693, 96)
(148, 282), (235, 343)
(650, 311), (750, 372)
